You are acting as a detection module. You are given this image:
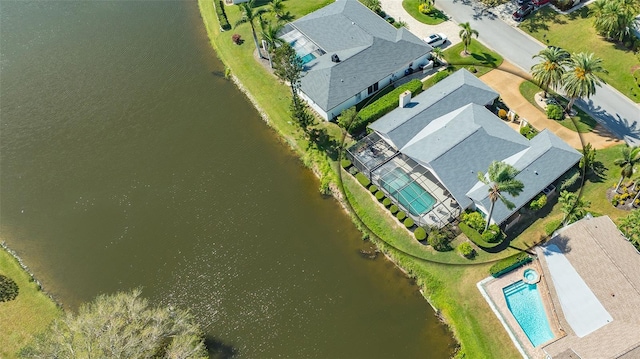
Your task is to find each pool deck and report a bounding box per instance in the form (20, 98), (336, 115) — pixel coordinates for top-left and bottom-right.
(536, 216), (640, 359)
(479, 259), (565, 359)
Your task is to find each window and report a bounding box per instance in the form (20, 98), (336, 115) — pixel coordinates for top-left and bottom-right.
(367, 82), (379, 95)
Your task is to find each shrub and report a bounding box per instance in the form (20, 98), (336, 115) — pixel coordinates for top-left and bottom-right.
(414, 227), (427, 240)
(498, 109), (507, 119)
(461, 211), (485, 232)
(519, 124), (538, 139)
(404, 218), (415, 228)
(529, 194), (547, 211)
(215, 1), (231, 31)
(350, 80), (423, 135)
(375, 191), (385, 200)
(489, 253), (532, 277)
(545, 219), (562, 236)
(369, 185), (378, 193)
(468, 66), (477, 73)
(457, 242), (476, 259)
(382, 198), (392, 207)
(427, 70), (451, 86)
(546, 104), (564, 120)
(390, 205), (399, 214)
(231, 34), (242, 45)
(356, 173), (371, 187)
(341, 159), (352, 168)
(349, 167), (359, 176)
(419, 3), (434, 13)
(396, 211), (406, 221)
(0, 274), (19, 302)
(481, 227), (502, 243)
(428, 229), (450, 251)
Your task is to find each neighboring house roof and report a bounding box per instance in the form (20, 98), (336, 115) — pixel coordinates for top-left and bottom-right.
(367, 68), (582, 225)
(285, 0), (432, 113)
(368, 69), (499, 149)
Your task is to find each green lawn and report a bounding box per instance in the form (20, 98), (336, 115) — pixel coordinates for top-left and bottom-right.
(0, 247), (61, 357)
(520, 6), (640, 103)
(402, 0), (448, 25)
(444, 39), (504, 76)
(519, 81), (598, 133)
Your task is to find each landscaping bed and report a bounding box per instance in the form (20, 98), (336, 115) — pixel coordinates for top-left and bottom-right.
(402, 0), (448, 25)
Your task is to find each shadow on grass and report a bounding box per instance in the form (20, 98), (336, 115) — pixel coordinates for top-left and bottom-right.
(521, 6), (566, 33)
(566, 6), (589, 20)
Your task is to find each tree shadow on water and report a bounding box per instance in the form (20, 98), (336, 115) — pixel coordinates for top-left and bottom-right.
(205, 335), (238, 359)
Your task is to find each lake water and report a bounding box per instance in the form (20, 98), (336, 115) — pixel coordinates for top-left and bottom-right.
(0, 1), (455, 357)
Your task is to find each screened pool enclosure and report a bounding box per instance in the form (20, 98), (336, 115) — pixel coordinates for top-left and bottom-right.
(347, 133), (462, 228)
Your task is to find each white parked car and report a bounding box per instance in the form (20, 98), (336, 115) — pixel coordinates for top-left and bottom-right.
(424, 33), (447, 48)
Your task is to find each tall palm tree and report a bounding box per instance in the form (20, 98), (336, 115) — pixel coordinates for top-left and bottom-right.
(477, 161), (524, 231)
(458, 22), (479, 55)
(562, 52), (607, 112)
(613, 145), (640, 192)
(260, 21), (284, 68)
(530, 46), (569, 98)
(235, 0), (267, 59)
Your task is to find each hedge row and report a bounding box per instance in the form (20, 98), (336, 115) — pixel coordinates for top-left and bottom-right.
(356, 173), (371, 187)
(347, 79), (423, 135)
(489, 253), (532, 277)
(215, 1), (231, 31)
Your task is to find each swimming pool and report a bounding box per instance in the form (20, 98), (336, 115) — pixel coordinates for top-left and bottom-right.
(503, 280), (554, 347)
(379, 168), (436, 216)
(298, 52), (316, 64)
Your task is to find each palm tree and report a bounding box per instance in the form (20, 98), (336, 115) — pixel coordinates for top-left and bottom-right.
(431, 47), (444, 65)
(261, 21), (284, 68)
(270, 0), (285, 20)
(530, 46), (569, 98)
(477, 161), (524, 231)
(592, 0), (639, 42)
(558, 190), (591, 224)
(613, 145), (640, 192)
(562, 52), (607, 112)
(235, 0), (268, 59)
(458, 22), (479, 55)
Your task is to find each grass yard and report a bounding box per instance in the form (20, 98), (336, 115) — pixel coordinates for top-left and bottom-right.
(402, 0), (448, 25)
(519, 81), (598, 133)
(0, 247), (61, 357)
(444, 39), (504, 76)
(520, 6), (640, 103)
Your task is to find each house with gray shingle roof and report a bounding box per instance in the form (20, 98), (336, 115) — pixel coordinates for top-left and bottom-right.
(279, 0), (432, 120)
(348, 69), (582, 228)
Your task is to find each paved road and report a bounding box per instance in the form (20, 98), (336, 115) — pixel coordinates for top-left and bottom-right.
(384, 0), (640, 146)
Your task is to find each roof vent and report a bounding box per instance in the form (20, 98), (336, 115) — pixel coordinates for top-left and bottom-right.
(331, 54), (340, 63)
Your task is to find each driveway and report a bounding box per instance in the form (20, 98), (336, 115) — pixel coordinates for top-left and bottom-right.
(380, 0), (640, 146)
(480, 62), (623, 149)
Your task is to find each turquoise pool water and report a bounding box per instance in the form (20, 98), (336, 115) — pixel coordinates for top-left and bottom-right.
(503, 281), (554, 347)
(380, 168), (436, 216)
(299, 53), (316, 64)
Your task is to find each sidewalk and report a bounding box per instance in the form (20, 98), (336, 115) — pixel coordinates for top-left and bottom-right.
(480, 62), (622, 149)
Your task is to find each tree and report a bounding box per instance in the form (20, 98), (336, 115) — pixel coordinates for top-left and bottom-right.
(558, 190), (591, 224)
(618, 209), (640, 249)
(458, 22), (479, 55)
(272, 42), (304, 97)
(0, 274), (19, 302)
(20, 289), (207, 358)
(530, 46), (569, 98)
(562, 52), (607, 112)
(235, 0), (267, 59)
(580, 142), (606, 177)
(477, 161), (525, 231)
(260, 21), (284, 68)
(591, 0), (639, 42)
(270, 0), (285, 19)
(337, 106), (358, 131)
(431, 47), (444, 65)
(359, 0), (381, 14)
(613, 145), (640, 192)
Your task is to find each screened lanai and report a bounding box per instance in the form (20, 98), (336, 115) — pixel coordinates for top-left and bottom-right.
(347, 133), (461, 228)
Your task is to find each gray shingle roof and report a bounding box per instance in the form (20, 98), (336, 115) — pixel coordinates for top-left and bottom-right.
(287, 0), (432, 113)
(368, 69), (499, 149)
(403, 104), (530, 208)
(467, 129), (582, 224)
